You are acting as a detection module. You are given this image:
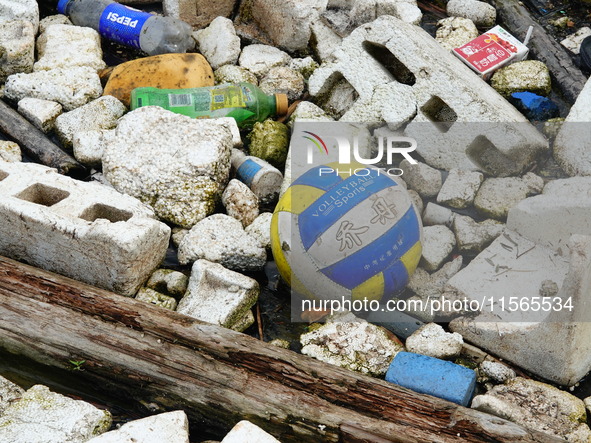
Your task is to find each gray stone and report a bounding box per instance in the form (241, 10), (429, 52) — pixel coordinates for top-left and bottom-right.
(54, 96), (126, 148)
(221, 420), (279, 443)
(446, 0), (496, 28)
(479, 361), (516, 384)
(88, 410), (189, 443)
(300, 311), (404, 376)
(38, 14), (72, 34)
(405, 322), (463, 359)
(561, 27), (591, 54)
(245, 212), (272, 250)
(177, 214), (266, 271)
(5, 66), (102, 111)
(310, 20), (342, 63)
(0, 20), (34, 82)
(259, 66), (305, 101)
(17, 97), (62, 133)
(238, 44), (291, 79)
(308, 16), (547, 174)
(222, 179), (259, 227)
(491, 61), (552, 97)
(135, 287), (178, 310)
(554, 77), (591, 176)
(177, 259), (259, 330)
(0, 384), (112, 443)
(35, 24), (105, 72)
(102, 107), (233, 228)
(452, 214), (504, 253)
(422, 202), (454, 227)
(437, 169), (483, 209)
(146, 269), (189, 298)
(400, 160), (442, 198)
(471, 378), (591, 442)
(0, 0), (38, 33)
(0, 375), (23, 415)
(0, 140), (21, 162)
(421, 225), (456, 271)
(72, 129), (116, 168)
(474, 174), (543, 220)
(288, 101), (333, 127)
(163, 0), (237, 29)
(251, 0), (327, 52)
(193, 17), (241, 70)
(171, 227), (189, 247)
(214, 64), (258, 85)
(436, 17), (478, 51)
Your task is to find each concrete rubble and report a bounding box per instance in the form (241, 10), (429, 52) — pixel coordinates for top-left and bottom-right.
(561, 27), (591, 54)
(479, 361), (516, 384)
(38, 14), (72, 34)
(222, 178), (260, 227)
(0, 141), (21, 162)
(0, 0), (39, 33)
(238, 44), (291, 79)
(446, 0), (496, 28)
(135, 287), (178, 310)
(221, 420), (280, 443)
(491, 60), (552, 97)
(452, 214), (504, 253)
(0, 20), (35, 82)
(435, 17), (478, 51)
(300, 312), (404, 376)
(0, 375), (23, 415)
(259, 66), (305, 101)
(405, 323), (463, 360)
(420, 225), (456, 272)
(17, 97), (62, 133)
(177, 259), (259, 331)
(437, 169), (483, 209)
(72, 129), (116, 168)
(193, 16), (241, 69)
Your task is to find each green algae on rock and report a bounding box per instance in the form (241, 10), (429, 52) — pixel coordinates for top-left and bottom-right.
(247, 119), (289, 168)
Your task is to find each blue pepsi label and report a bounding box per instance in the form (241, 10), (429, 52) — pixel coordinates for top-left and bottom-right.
(237, 159), (262, 186)
(99, 4), (151, 49)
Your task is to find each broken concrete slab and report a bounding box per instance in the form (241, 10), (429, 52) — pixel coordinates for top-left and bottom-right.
(0, 161), (170, 296)
(251, 0), (327, 52)
(102, 107), (233, 228)
(437, 169), (483, 209)
(308, 16), (548, 175)
(17, 97), (62, 133)
(177, 259), (259, 331)
(0, 384), (112, 443)
(54, 96), (125, 149)
(405, 322), (463, 360)
(238, 44), (291, 79)
(5, 66), (102, 111)
(0, 20), (34, 82)
(259, 66), (305, 101)
(193, 16), (241, 70)
(300, 312), (403, 376)
(436, 17), (478, 51)
(554, 77), (591, 176)
(452, 214), (504, 253)
(34, 24), (105, 72)
(222, 179), (260, 227)
(88, 410), (189, 443)
(420, 225), (456, 272)
(177, 214), (266, 271)
(472, 378), (591, 442)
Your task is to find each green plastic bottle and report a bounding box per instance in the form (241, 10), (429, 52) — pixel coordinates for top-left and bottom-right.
(130, 83), (288, 128)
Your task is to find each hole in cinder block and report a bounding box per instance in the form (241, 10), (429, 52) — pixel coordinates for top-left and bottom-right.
(16, 183), (70, 207)
(0, 170), (8, 181)
(466, 135), (517, 177)
(362, 41), (416, 86)
(421, 96), (458, 133)
(79, 203), (132, 223)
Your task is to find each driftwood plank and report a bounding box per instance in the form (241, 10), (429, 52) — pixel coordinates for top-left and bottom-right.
(0, 99), (85, 175)
(491, 0), (587, 104)
(0, 256), (562, 442)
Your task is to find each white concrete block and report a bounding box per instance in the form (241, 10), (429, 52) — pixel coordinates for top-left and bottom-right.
(452, 214), (504, 253)
(406, 322), (463, 359)
(88, 411), (189, 443)
(17, 97), (62, 133)
(474, 174), (543, 220)
(310, 20), (342, 63)
(259, 66), (305, 101)
(308, 16), (548, 175)
(72, 129), (116, 168)
(214, 64), (258, 86)
(38, 14), (72, 34)
(561, 27), (591, 55)
(35, 24), (106, 72)
(0, 0), (38, 33)
(479, 361), (515, 384)
(193, 16), (240, 70)
(238, 44), (291, 79)
(0, 141), (21, 162)
(422, 202), (454, 227)
(436, 17), (478, 51)
(245, 212), (273, 249)
(177, 259), (259, 330)
(222, 420), (279, 443)
(251, 0), (327, 52)
(55, 96), (126, 148)
(0, 161), (171, 296)
(437, 169), (483, 209)
(0, 20), (34, 82)
(421, 225), (456, 271)
(400, 160), (442, 198)
(177, 214), (267, 271)
(222, 179), (259, 227)
(0, 375), (23, 415)
(5, 66), (102, 111)
(0, 385), (112, 443)
(102, 107), (233, 228)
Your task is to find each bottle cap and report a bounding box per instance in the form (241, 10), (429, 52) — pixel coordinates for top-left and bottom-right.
(275, 94), (288, 116)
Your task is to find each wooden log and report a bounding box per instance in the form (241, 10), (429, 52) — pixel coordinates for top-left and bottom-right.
(491, 0), (587, 104)
(0, 256), (561, 442)
(0, 99), (86, 176)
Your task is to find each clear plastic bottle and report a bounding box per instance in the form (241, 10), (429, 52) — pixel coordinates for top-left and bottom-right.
(57, 0), (195, 56)
(130, 82), (289, 128)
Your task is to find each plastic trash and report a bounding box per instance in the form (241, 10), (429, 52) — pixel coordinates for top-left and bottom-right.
(57, 0), (195, 55)
(509, 91), (559, 121)
(231, 149), (283, 203)
(131, 83), (288, 128)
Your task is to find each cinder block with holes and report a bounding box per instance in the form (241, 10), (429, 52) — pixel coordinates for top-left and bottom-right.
(308, 15), (548, 176)
(0, 161), (170, 296)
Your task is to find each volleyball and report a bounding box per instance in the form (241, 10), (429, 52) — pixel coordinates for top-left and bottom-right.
(271, 162), (423, 303)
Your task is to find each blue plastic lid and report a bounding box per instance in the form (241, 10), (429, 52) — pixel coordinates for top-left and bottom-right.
(57, 0), (71, 14)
